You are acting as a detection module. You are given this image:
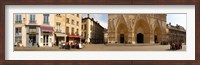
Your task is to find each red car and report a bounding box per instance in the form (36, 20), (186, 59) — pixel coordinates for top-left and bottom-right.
(71, 42), (79, 48)
(170, 42), (182, 50)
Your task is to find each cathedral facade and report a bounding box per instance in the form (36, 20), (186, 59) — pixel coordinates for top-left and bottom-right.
(107, 14), (167, 44)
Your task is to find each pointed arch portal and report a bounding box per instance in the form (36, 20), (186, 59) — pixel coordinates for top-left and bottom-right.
(137, 33), (144, 43)
(117, 22), (128, 43)
(134, 19), (150, 43)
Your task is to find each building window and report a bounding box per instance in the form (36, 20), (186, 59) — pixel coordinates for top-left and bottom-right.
(66, 18), (69, 23)
(84, 32), (86, 38)
(43, 14), (49, 24)
(77, 21), (79, 26)
(15, 27), (22, 43)
(30, 14), (36, 23)
(56, 22), (61, 32)
(66, 27), (69, 34)
(71, 19), (74, 25)
(15, 14), (22, 23)
(76, 29), (79, 35)
(84, 24), (86, 30)
(90, 25), (93, 30)
(82, 32), (83, 36)
(72, 27), (74, 34)
(15, 27), (21, 34)
(82, 25), (83, 29)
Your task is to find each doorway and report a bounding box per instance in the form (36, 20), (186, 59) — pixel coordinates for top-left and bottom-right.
(154, 35), (158, 43)
(120, 34), (124, 43)
(43, 35), (49, 46)
(29, 34), (36, 46)
(137, 33), (144, 43)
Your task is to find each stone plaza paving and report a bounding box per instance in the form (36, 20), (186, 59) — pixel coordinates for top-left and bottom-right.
(14, 44), (186, 51)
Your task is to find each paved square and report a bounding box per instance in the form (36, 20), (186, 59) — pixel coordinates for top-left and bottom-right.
(14, 44), (186, 51)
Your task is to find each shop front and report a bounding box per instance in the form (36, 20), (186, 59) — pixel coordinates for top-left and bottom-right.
(26, 26), (39, 47)
(55, 33), (66, 46)
(39, 26), (54, 47)
(66, 34), (81, 44)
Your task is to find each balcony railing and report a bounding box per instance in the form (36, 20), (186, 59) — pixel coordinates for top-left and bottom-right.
(15, 21), (22, 24)
(29, 20), (37, 24)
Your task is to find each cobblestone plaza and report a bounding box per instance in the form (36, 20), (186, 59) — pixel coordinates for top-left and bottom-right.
(15, 44), (186, 51)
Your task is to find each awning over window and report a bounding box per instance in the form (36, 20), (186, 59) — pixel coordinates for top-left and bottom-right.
(67, 34), (80, 38)
(40, 26), (54, 32)
(55, 33), (66, 37)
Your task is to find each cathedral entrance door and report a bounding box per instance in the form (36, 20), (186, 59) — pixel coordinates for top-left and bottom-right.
(154, 35), (158, 43)
(137, 33), (144, 43)
(120, 34), (124, 43)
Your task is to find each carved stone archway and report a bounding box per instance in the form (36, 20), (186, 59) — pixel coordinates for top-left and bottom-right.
(134, 19), (150, 43)
(116, 23), (128, 43)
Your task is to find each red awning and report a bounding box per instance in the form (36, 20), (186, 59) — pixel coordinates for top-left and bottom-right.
(67, 34), (80, 38)
(40, 26), (54, 32)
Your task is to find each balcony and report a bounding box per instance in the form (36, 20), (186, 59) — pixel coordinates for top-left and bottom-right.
(15, 21), (22, 24)
(29, 20), (37, 24)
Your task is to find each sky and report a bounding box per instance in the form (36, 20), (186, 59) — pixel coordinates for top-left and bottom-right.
(166, 14), (186, 29)
(82, 14), (108, 29)
(82, 14), (186, 29)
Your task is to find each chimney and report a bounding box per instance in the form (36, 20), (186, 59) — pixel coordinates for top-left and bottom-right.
(87, 14), (90, 18)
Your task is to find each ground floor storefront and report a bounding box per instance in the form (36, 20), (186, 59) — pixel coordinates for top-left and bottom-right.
(39, 26), (54, 47)
(66, 34), (81, 44)
(54, 33), (66, 46)
(26, 25), (40, 47)
(20, 25), (54, 47)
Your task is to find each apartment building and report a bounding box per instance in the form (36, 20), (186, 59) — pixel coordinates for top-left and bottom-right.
(14, 14), (55, 47)
(82, 14), (105, 43)
(54, 14), (82, 45)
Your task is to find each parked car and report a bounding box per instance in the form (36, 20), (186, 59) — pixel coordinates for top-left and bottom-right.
(60, 42), (71, 49)
(170, 42), (182, 50)
(71, 42), (81, 49)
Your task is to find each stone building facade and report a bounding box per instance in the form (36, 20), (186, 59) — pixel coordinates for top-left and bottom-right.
(104, 29), (108, 43)
(14, 14), (82, 47)
(54, 14), (67, 46)
(65, 14), (82, 44)
(14, 14), (55, 47)
(82, 15), (105, 43)
(54, 14), (82, 46)
(166, 23), (186, 44)
(107, 14), (167, 44)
